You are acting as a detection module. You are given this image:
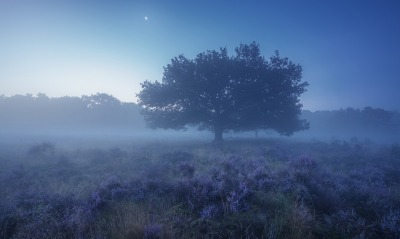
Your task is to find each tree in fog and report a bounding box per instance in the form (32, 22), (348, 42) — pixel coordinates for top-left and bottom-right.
(138, 42), (309, 141)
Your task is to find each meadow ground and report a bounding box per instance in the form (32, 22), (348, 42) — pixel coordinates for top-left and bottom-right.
(0, 137), (399, 238)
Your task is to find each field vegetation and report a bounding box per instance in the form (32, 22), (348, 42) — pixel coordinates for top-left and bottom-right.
(1, 138), (399, 238)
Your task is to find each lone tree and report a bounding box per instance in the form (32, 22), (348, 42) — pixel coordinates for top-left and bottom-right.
(138, 42), (309, 141)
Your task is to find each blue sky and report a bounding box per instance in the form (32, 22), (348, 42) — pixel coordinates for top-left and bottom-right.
(1, 0), (399, 111)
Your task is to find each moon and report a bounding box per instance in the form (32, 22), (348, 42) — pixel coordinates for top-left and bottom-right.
(144, 16), (148, 21)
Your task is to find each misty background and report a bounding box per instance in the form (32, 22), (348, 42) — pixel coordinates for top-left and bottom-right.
(1, 93), (398, 144)
(1, 0), (399, 143)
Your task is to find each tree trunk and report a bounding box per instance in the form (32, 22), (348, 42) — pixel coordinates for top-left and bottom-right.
(214, 128), (224, 142)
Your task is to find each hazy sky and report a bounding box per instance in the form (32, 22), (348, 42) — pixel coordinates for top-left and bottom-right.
(1, 0), (399, 111)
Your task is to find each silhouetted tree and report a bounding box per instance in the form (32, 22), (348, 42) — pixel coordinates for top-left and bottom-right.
(138, 42), (309, 141)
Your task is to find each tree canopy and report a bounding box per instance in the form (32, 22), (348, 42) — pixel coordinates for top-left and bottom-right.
(138, 42), (309, 141)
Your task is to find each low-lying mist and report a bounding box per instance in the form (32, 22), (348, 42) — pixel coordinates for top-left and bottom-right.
(0, 93), (399, 145)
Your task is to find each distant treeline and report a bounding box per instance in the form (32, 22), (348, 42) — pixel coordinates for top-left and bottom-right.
(300, 107), (400, 142)
(0, 93), (144, 136)
(0, 93), (399, 142)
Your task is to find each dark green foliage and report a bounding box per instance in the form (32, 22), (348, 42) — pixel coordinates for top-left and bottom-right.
(138, 42), (309, 141)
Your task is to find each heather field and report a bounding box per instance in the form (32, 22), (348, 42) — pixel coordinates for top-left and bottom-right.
(1, 138), (400, 239)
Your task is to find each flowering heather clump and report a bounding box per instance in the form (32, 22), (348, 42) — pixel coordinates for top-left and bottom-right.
(177, 161), (195, 179)
(289, 202), (314, 237)
(99, 176), (129, 200)
(380, 210), (400, 238)
(210, 169), (231, 193)
(90, 191), (103, 209)
(249, 166), (267, 181)
(143, 223), (162, 239)
(348, 165), (385, 184)
(366, 184), (391, 214)
(289, 155), (317, 170)
(227, 181), (250, 213)
(63, 204), (94, 238)
(90, 177), (147, 209)
(249, 166), (273, 190)
(275, 169), (301, 195)
(126, 179), (146, 201)
(220, 154), (243, 175)
(143, 178), (173, 197)
(305, 174), (345, 213)
(287, 155), (318, 185)
(10, 190), (91, 239)
(200, 204), (222, 219)
(187, 177), (218, 213)
(325, 209), (366, 238)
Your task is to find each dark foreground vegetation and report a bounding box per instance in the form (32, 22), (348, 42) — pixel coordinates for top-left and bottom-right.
(1, 138), (400, 238)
